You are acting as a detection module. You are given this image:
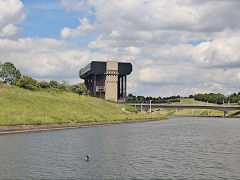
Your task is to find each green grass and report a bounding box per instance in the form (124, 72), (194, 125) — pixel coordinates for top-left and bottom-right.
(0, 84), (165, 125)
(156, 98), (240, 117)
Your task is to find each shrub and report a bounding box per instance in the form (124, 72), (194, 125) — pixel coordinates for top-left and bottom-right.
(38, 81), (50, 88)
(58, 82), (67, 91)
(189, 95), (194, 98)
(49, 80), (59, 88)
(17, 76), (39, 90)
(24, 84), (39, 91)
(123, 104), (138, 113)
(69, 83), (88, 95)
(238, 100), (240, 105)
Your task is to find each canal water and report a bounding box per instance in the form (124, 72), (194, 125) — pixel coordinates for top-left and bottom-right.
(0, 117), (240, 179)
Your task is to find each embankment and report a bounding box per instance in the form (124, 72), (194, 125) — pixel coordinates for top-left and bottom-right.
(0, 118), (166, 134)
(0, 84), (165, 130)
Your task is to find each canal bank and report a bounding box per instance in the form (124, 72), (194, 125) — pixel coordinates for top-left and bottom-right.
(2, 113), (239, 135)
(0, 118), (166, 134)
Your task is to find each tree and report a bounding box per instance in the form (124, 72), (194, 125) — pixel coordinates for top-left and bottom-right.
(0, 62), (21, 85)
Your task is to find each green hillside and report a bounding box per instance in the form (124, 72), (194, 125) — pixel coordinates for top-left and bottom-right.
(0, 84), (164, 126)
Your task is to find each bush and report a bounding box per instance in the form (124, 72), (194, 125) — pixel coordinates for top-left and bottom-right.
(238, 100), (240, 105)
(23, 84), (39, 91)
(38, 81), (50, 88)
(49, 80), (59, 88)
(58, 82), (67, 91)
(123, 104), (138, 113)
(189, 95), (194, 98)
(17, 76), (39, 90)
(69, 83), (88, 95)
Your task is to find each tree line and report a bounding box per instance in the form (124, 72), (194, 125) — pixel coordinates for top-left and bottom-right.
(126, 94), (180, 103)
(127, 92), (240, 105)
(0, 61), (89, 95)
(193, 93), (240, 105)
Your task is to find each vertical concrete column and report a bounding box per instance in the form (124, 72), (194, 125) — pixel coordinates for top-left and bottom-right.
(117, 76), (120, 99)
(121, 76), (124, 98)
(87, 77), (90, 90)
(124, 75), (127, 100)
(93, 74), (96, 97)
(90, 76), (93, 96)
(105, 61), (118, 102)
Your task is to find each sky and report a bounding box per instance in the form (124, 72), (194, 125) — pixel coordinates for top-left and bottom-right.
(1, 0), (240, 97)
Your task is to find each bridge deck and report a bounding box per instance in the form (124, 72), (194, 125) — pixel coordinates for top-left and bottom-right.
(128, 103), (240, 112)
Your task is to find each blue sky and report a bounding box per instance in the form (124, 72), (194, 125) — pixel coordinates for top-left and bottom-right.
(21, 0), (74, 39)
(20, 0), (97, 46)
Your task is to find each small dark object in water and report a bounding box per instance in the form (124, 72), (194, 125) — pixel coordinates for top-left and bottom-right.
(85, 155), (89, 162)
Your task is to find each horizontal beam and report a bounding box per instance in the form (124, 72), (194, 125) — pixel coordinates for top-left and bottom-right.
(127, 103), (240, 112)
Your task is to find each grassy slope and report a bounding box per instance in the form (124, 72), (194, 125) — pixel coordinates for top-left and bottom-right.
(156, 98), (240, 117)
(0, 84), (164, 126)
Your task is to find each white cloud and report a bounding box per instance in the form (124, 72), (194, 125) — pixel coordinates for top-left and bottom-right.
(61, 0), (240, 37)
(0, 38), (109, 82)
(61, 17), (96, 39)
(192, 32), (240, 68)
(0, 0), (25, 39)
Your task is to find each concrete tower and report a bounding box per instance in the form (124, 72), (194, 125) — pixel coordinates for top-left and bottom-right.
(79, 61), (132, 102)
